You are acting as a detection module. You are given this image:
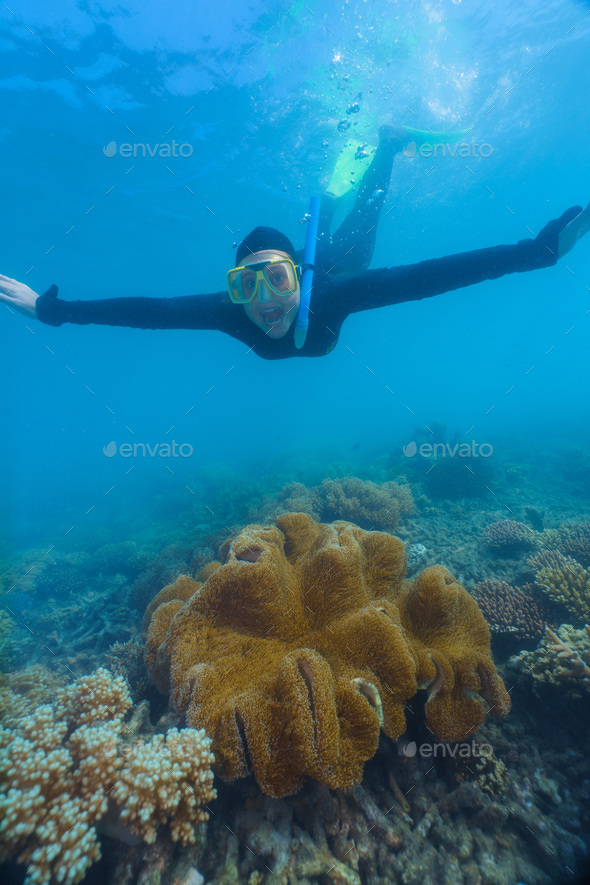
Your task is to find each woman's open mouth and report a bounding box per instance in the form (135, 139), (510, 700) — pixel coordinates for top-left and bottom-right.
(260, 306), (284, 327)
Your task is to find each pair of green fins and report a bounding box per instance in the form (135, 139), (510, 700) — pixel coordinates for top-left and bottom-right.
(326, 125), (470, 198)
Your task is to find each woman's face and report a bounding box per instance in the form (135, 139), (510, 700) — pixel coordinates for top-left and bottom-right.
(241, 250), (300, 339)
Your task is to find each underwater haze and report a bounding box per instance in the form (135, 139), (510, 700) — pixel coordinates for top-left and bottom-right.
(1, 1), (590, 884)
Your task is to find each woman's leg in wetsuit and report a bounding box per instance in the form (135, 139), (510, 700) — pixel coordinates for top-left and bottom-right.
(295, 190), (340, 270)
(325, 127), (406, 274)
(313, 193), (340, 271)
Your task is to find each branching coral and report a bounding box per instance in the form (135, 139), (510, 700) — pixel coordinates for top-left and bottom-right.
(471, 580), (547, 642)
(0, 666), (69, 731)
(145, 514), (509, 798)
(484, 520), (539, 552)
(110, 727), (216, 845)
(541, 522), (590, 568)
(528, 548), (579, 573)
(528, 550), (590, 623)
(0, 668), (215, 884)
(509, 625), (590, 697)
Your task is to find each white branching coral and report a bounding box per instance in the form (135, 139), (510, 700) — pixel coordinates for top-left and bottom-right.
(55, 667), (133, 726)
(0, 668), (216, 885)
(111, 727), (216, 845)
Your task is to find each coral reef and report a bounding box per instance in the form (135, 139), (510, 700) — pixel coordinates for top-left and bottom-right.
(88, 540), (149, 577)
(0, 551), (49, 597)
(0, 668), (215, 884)
(526, 522), (590, 624)
(466, 748), (510, 797)
(484, 520), (539, 552)
(129, 541), (213, 613)
(145, 514), (510, 798)
(0, 609), (14, 670)
(5, 447), (590, 885)
(18, 573), (134, 669)
(509, 625), (590, 698)
(0, 665), (67, 724)
(268, 476), (413, 532)
(541, 521), (590, 568)
(528, 547), (579, 573)
(528, 549), (590, 623)
(471, 579), (547, 642)
(197, 718), (588, 885)
(33, 558), (87, 599)
(272, 481), (321, 520)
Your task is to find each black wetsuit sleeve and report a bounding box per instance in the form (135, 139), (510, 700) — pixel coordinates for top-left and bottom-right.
(332, 206), (581, 315)
(36, 285), (232, 331)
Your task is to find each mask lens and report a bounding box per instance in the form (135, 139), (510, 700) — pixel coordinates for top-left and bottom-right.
(263, 261), (296, 294)
(228, 268), (257, 303)
(240, 269), (257, 297)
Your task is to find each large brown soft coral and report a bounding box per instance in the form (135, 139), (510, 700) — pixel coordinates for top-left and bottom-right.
(146, 514), (509, 797)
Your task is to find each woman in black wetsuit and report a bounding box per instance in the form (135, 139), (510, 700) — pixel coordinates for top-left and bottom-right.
(2, 126), (589, 360)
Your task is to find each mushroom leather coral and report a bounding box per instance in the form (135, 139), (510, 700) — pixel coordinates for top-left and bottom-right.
(145, 514), (510, 797)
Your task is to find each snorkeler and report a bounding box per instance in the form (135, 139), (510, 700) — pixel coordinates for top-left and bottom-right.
(1, 125), (589, 360)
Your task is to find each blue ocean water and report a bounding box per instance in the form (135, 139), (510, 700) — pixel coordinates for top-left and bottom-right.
(1, 0), (588, 544)
(1, 2), (590, 884)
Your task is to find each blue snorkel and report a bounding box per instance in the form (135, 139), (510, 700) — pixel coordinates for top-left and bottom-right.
(294, 195), (320, 350)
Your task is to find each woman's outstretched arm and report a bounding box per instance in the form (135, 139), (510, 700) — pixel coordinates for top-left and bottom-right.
(333, 204), (587, 315)
(0, 277), (234, 331)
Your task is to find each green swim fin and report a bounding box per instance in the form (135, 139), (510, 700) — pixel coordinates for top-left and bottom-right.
(325, 126), (471, 198)
(326, 140), (376, 199)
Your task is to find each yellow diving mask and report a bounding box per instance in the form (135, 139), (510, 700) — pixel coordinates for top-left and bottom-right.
(226, 258), (300, 304)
